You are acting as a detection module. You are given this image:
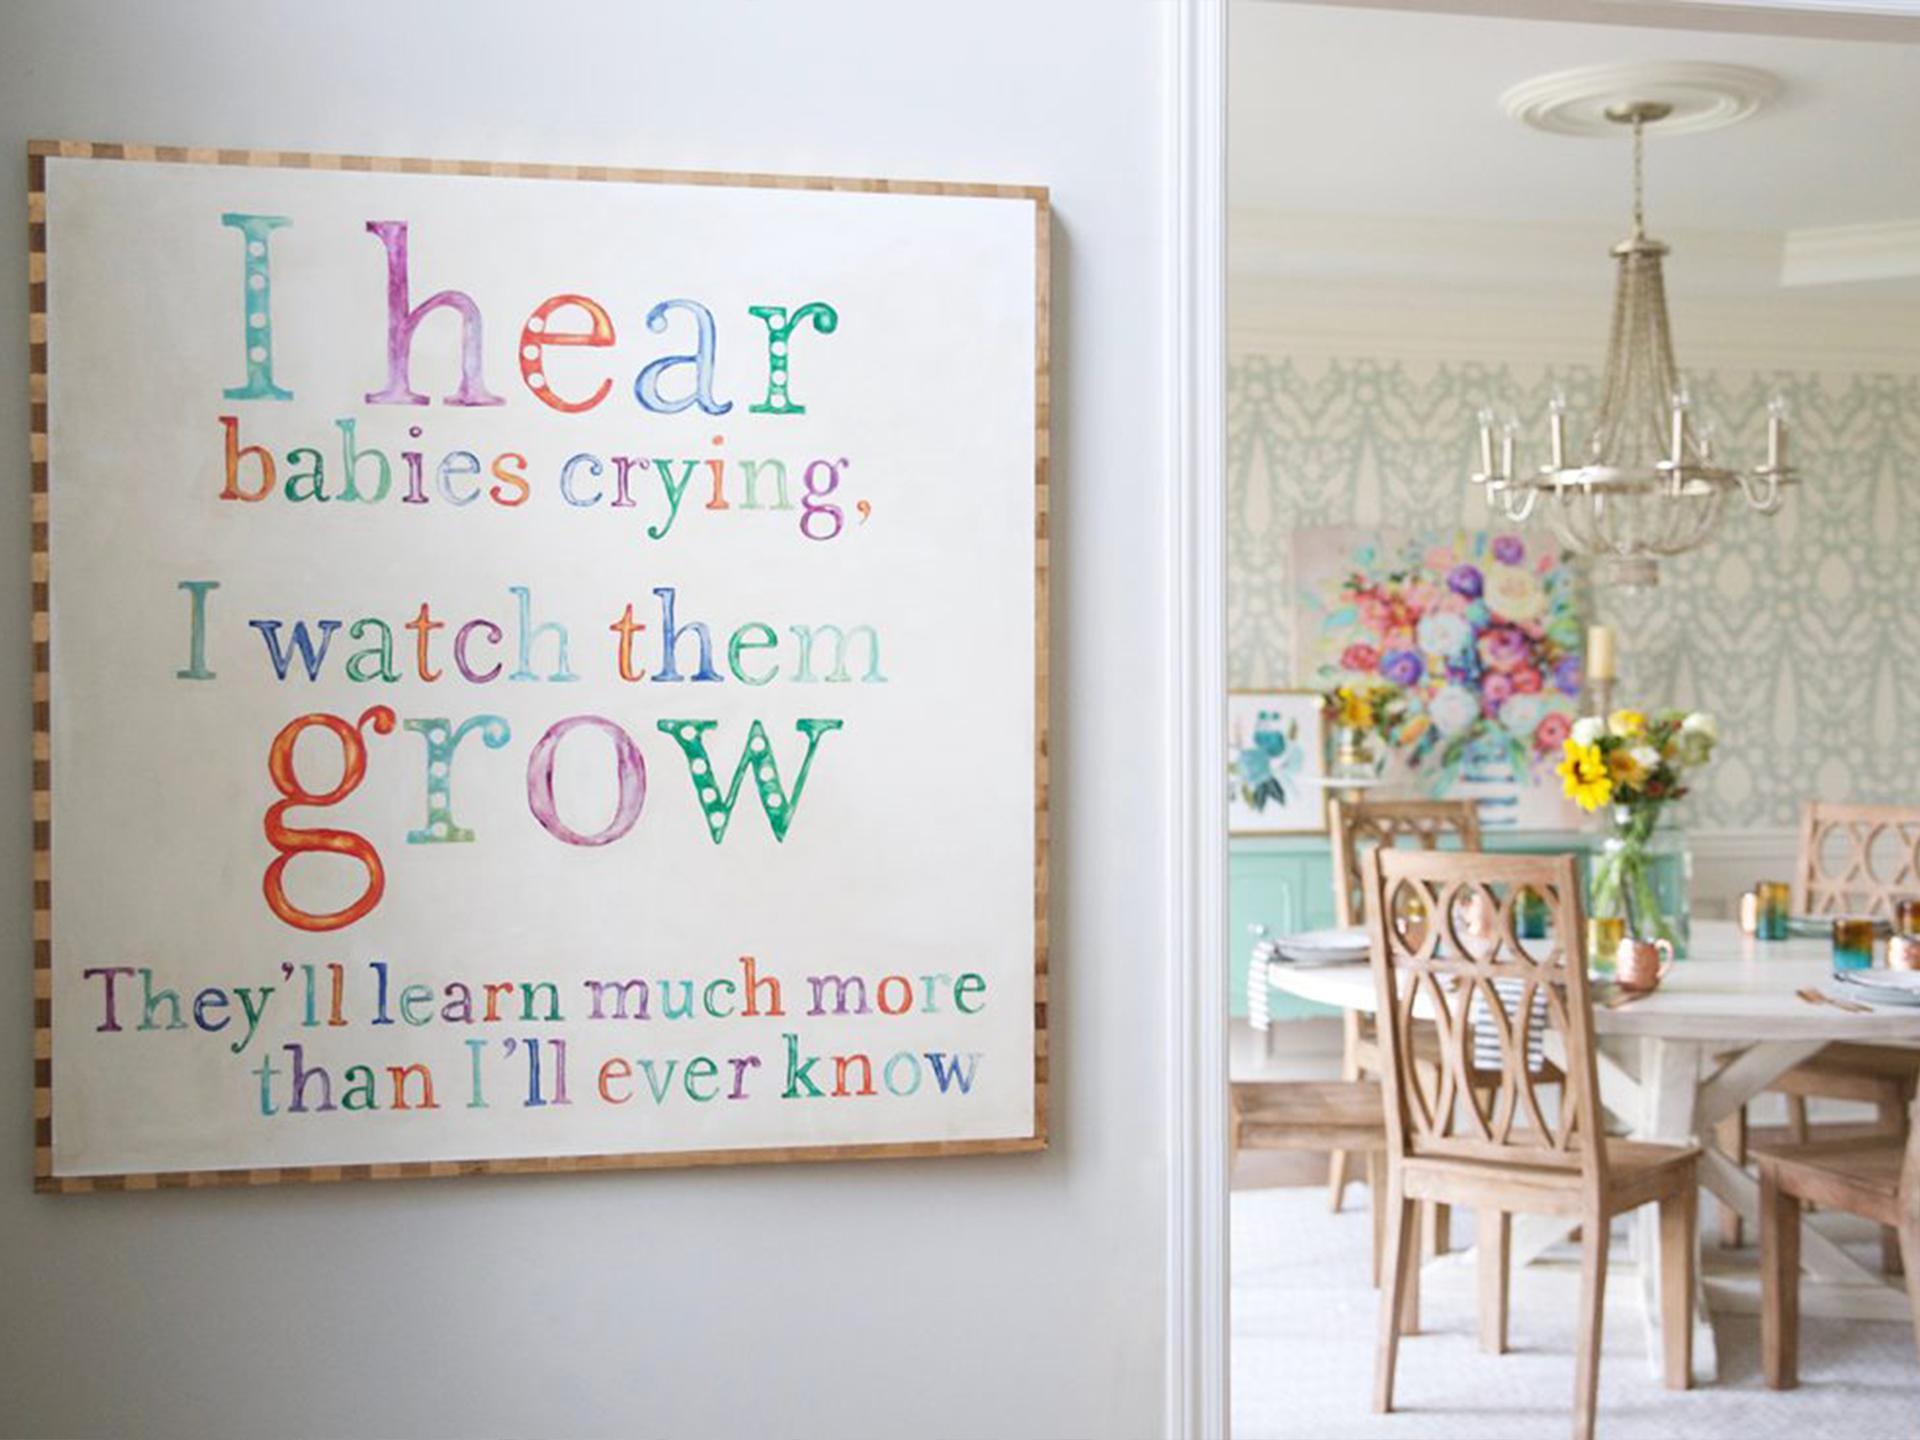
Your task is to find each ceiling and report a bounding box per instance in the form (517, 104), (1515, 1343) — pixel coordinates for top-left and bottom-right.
(1229, 2), (1920, 236)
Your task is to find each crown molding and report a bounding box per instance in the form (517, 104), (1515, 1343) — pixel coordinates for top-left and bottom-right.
(1230, 209), (1789, 294)
(1782, 218), (1920, 288)
(1254, 0), (1920, 43)
(1230, 210), (1920, 372)
(1229, 290), (1920, 372)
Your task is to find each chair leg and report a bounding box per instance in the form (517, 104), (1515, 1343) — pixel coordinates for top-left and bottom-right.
(1327, 1150), (1351, 1215)
(1658, 1185), (1695, 1390)
(1879, 1095), (1905, 1276)
(1366, 1150), (1385, 1288)
(1902, 1223), (1920, 1375)
(1786, 1094), (1810, 1145)
(1402, 1205), (1422, 1336)
(1330, 1011), (1363, 1213)
(1373, 1166), (1419, 1415)
(1478, 1207), (1510, 1355)
(1426, 1201), (1452, 1258)
(1714, 1107), (1747, 1248)
(1573, 1214), (1609, 1440)
(1760, 1167), (1801, 1390)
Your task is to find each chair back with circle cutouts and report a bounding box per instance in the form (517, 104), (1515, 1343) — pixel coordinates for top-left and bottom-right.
(1330, 797), (1482, 929)
(1794, 801), (1920, 919)
(1362, 847), (1602, 1186)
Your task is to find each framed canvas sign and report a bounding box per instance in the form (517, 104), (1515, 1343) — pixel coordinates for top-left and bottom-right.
(30, 141), (1048, 1190)
(1227, 689), (1327, 836)
(1290, 526), (1584, 831)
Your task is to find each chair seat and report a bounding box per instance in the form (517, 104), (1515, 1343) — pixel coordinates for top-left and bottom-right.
(1753, 1136), (1907, 1227)
(1400, 1137), (1697, 1218)
(1773, 1043), (1920, 1103)
(1232, 1079), (1384, 1153)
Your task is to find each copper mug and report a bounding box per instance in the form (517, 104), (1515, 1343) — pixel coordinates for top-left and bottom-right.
(1616, 936), (1674, 993)
(1890, 934), (1920, 971)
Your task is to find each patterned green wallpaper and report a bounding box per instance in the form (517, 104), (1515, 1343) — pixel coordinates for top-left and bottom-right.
(1227, 352), (1920, 827)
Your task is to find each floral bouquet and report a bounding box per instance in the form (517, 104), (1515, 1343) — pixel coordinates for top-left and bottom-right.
(1558, 708), (1718, 945)
(1326, 682), (1409, 734)
(1308, 531), (1584, 798)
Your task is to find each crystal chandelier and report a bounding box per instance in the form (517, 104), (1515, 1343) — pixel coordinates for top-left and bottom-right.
(1470, 101), (1796, 588)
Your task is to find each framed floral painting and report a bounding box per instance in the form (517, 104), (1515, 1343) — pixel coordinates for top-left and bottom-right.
(1228, 689), (1329, 835)
(1290, 528), (1586, 830)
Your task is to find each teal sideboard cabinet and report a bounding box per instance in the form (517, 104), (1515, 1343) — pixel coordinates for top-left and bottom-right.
(1231, 830), (1597, 1021)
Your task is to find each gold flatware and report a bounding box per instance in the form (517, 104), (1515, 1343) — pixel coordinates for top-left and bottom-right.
(1797, 986), (1873, 1014)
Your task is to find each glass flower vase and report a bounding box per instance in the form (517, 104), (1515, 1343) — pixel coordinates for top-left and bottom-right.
(1331, 725), (1383, 781)
(1589, 804), (1692, 958)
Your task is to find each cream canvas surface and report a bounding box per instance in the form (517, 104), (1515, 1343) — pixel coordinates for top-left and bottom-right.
(41, 154), (1041, 1178)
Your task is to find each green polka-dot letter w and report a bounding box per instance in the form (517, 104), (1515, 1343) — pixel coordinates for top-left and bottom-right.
(747, 302), (837, 414)
(657, 717), (844, 843)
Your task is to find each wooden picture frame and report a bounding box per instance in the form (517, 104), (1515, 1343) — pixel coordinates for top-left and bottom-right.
(29, 140), (1050, 1191)
(1227, 688), (1328, 836)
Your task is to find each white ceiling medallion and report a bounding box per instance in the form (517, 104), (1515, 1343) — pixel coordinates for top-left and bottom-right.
(1501, 61), (1782, 138)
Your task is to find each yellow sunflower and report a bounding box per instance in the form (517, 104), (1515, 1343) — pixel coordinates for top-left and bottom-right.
(1557, 739), (1613, 812)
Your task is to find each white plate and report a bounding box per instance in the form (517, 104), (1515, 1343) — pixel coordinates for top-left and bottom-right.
(1791, 914), (1892, 939)
(1835, 968), (1920, 992)
(1833, 969), (1920, 1005)
(1278, 926), (1369, 953)
(1270, 927), (1371, 966)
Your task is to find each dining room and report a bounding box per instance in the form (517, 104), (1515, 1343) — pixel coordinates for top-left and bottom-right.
(1225, 2), (1920, 1437)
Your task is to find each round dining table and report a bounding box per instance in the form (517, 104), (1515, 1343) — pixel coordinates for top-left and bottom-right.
(1260, 918), (1920, 1384)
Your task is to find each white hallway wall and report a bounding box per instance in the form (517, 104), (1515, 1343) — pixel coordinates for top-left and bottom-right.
(0, 3), (1178, 1436)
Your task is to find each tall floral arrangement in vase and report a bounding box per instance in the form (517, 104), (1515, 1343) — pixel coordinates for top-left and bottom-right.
(1559, 708), (1718, 952)
(1324, 681), (1409, 778)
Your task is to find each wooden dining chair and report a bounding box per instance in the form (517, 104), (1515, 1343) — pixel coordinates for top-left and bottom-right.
(1230, 1078), (1419, 1330)
(1723, 802), (1920, 1260)
(1328, 798), (1483, 1251)
(1757, 1095), (1920, 1388)
(1365, 848), (1697, 1440)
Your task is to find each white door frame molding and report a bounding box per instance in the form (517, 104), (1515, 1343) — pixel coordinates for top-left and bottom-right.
(1165, 2), (1229, 1437)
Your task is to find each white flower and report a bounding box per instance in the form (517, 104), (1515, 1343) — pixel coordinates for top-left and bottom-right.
(1484, 564), (1547, 622)
(1571, 716), (1605, 747)
(1682, 712), (1718, 743)
(1498, 694), (1544, 735)
(1428, 685), (1480, 736)
(1416, 611), (1472, 659)
(1630, 745), (1661, 771)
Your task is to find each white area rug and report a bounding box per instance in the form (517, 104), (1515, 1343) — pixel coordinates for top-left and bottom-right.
(1233, 1186), (1920, 1439)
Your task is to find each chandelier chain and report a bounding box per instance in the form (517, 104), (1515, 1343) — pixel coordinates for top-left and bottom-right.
(1630, 112), (1646, 241)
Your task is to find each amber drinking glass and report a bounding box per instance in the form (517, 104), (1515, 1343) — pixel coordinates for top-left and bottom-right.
(1755, 881), (1791, 942)
(1587, 916), (1625, 975)
(1832, 917), (1876, 972)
